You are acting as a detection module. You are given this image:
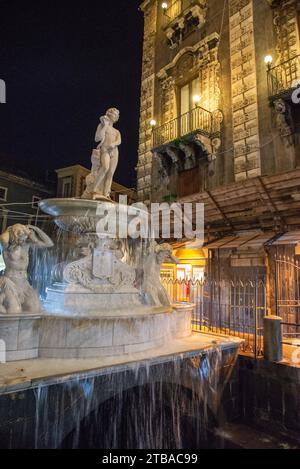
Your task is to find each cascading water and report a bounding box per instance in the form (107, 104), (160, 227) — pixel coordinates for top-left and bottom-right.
(28, 346), (237, 450)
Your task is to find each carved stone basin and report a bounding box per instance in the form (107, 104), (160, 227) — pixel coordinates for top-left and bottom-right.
(39, 198), (148, 235)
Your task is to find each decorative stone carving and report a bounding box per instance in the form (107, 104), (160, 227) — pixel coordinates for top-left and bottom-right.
(211, 137), (222, 161)
(153, 152), (170, 189)
(194, 133), (212, 157)
(274, 98), (294, 143)
(165, 146), (180, 166)
(164, 0), (208, 47)
(179, 143), (197, 169)
(191, 4), (208, 27)
(212, 110), (224, 134)
(143, 243), (179, 307)
(63, 238), (136, 294)
(82, 108), (121, 200)
(0, 224), (53, 314)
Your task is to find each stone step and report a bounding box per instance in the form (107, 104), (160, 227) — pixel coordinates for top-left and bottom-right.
(214, 422), (300, 449)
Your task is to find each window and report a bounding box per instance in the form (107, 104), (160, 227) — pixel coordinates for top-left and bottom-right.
(62, 177), (72, 198)
(179, 77), (201, 116)
(32, 196), (41, 209)
(179, 78), (201, 135)
(0, 187), (8, 201)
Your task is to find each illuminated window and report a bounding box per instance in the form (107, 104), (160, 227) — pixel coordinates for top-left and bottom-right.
(180, 77), (201, 116)
(62, 177), (72, 198)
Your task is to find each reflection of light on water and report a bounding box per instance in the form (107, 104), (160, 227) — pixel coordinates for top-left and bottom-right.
(0, 254), (5, 272)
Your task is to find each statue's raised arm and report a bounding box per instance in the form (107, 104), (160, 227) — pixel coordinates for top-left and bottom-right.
(27, 225), (54, 248)
(0, 224), (53, 315)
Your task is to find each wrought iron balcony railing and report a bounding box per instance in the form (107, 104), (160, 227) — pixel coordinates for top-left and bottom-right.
(152, 106), (212, 148)
(267, 54), (300, 98)
(162, 0), (195, 27)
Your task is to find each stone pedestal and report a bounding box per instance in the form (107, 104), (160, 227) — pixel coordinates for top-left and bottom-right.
(264, 315), (283, 362)
(0, 314), (40, 362)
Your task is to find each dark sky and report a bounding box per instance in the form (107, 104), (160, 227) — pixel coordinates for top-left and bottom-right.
(0, 0), (144, 188)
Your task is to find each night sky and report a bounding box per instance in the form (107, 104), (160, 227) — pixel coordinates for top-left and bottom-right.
(0, 0), (144, 188)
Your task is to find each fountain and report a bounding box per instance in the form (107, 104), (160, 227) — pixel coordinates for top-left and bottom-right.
(0, 108), (242, 449)
(37, 106), (194, 359)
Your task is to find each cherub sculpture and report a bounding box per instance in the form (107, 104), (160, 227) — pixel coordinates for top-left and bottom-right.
(82, 108), (121, 200)
(0, 224), (53, 314)
(143, 243), (179, 307)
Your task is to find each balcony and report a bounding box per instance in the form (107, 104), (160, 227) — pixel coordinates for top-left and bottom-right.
(267, 54), (300, 98)
(153, 106), (212, 148)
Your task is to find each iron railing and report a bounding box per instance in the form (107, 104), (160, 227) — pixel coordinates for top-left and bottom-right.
(276, 254), (300, 341)
(267, 54), (300, 97)
(162, 278), (266, 358)
(153, 106), (212, 148)
(162, 0), (194, 27)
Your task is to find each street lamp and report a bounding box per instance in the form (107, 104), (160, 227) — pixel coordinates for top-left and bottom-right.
(193, 94), (201, 107)
(162, 2), (168, 11)
(264, 55), (273, 70)
(150, 119), (157, 128)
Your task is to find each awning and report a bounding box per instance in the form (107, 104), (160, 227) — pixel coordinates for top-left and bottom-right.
(271, 231), (300, 245)
(205, 232), (277, 250)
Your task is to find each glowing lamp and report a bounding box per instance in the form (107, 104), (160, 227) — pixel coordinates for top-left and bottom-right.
(162, 2), (168, 10)
(193, 95), (201, 106)
(150, 119), (157, 127)
(264, 55), (273, 66)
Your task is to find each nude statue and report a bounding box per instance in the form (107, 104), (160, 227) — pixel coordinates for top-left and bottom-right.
(82, 108), (121, 200)
(0, 224), (53, 314)
(143, 243), (179, 307)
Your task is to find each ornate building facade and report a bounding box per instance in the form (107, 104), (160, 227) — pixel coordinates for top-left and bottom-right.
(137, 0), (300, 205)
(137, 0), (300, 317)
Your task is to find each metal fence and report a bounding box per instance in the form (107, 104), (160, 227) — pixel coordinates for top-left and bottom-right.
(276, 254), (300, 345)
(162, 278), (266, 357)
(267, 54), (300, 97)
(153, 106), (212, 148)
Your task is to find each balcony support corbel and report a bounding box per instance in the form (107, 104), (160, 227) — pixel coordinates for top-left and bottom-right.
(274, 98), (294, 146)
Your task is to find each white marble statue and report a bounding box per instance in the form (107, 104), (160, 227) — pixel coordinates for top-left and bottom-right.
(82, 108), (121, 200)
(143, 243), (179, 307)
(0, 224), (53, 314)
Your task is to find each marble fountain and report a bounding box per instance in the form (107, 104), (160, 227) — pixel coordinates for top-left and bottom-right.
(0, 108), (242, 449)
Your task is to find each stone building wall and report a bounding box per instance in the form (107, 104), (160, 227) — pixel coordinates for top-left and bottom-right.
(137, 0), (158, 205)
(137, 0), (300, 204)
(229, 0), (261, 181)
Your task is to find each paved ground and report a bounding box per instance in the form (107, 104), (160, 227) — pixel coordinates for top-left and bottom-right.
(215, 422), (300, 449)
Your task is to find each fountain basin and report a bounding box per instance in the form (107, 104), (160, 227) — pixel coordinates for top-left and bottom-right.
(0, 313), (41, 362)
(39, 197), (147, 234)
(39, 304), (193, 359)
